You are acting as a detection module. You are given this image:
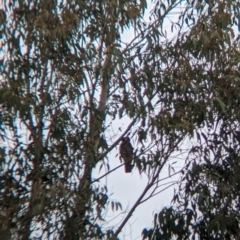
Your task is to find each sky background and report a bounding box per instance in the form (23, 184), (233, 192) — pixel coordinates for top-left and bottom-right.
(92, 2), (186, 239)
(2, 1), (239, 239)
(93, 2), (240, 239)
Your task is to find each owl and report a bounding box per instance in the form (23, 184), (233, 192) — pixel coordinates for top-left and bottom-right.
(119, 137), (134, 173)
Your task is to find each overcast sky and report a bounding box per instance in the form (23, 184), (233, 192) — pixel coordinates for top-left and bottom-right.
(93, 2), (240, 239)
(92, 2), (185, 239)
(2, 1), (239, 239)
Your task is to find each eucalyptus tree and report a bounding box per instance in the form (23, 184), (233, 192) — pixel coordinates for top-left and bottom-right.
(1, 0), (239, 239)
(142, 0), (240, 239)
(0, 0), (188, 239)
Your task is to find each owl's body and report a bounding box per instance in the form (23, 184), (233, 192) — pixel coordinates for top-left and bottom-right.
(119, 137), (134, 173)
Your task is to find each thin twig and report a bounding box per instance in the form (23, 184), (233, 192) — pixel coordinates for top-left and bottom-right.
(91, 163), (124, 184)
(140, 182), (177, 204)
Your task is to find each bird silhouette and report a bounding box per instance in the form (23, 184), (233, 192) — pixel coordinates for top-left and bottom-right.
(119, 137), (134, 173)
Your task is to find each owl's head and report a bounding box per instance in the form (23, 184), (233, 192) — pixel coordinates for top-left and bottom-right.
(122, 136), (130, 142)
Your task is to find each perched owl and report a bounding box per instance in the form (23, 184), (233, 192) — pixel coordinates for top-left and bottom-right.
(119, 137), (134, 173)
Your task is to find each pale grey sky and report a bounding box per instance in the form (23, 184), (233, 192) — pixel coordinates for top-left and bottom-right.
(92, 2), (186, 239)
